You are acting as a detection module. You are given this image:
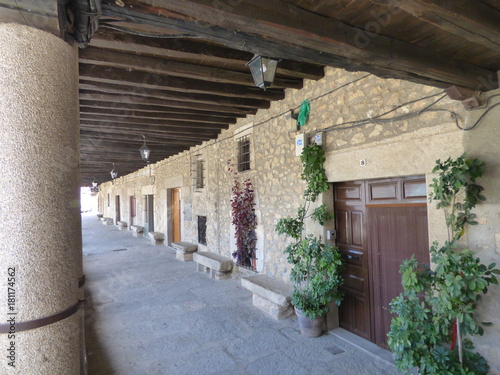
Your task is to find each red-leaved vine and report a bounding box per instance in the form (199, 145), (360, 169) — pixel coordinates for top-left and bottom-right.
(228, 162), (257, 268)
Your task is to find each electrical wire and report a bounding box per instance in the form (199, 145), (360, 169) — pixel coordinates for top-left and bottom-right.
(14, 0), (28, 26)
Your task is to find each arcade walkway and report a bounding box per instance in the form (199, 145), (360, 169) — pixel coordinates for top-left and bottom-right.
(82, 214), (401, 375)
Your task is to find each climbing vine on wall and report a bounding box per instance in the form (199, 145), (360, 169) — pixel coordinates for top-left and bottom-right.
(228, 162), (257, 268)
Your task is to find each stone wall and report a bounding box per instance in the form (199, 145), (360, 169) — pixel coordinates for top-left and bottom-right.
(98, 67), (500, 371)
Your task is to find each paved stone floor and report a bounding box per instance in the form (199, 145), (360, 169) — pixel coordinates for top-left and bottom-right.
(83, 214), (403, 375)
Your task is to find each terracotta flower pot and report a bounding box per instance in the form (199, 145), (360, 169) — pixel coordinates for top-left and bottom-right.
(294, 307), (326, 338)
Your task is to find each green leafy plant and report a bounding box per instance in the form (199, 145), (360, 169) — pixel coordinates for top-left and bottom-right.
(276, 144), (344, 319)
(388, 154), (499, 375)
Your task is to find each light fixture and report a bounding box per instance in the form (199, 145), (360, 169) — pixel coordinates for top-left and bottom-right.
(110, 163), (118, 180)
(139, 134), (151, 162)
(246, 55), (280, 90)
(91, 178), (98, 188)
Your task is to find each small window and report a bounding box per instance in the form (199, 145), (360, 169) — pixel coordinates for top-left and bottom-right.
(196, 160), (205, 189)
(198, 216), (207, 245)
(237, 135), (251, 172)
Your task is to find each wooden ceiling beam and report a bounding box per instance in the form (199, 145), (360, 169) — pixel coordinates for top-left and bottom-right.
(79, 99), (248, 118)
(80, 130), (201, 145)
(79, 47), (303, 89)
(79, 82), (271, 109)
(100, 0), (497, 90)
(79, 64), (285, 101)
(80, 113), (229, 129)
(370, 0), (500, 52)
(79, 93), (255, 115)
(80, 121), (220, 140)
(89, 28), (325, 80)
(80, 107), (237, 124)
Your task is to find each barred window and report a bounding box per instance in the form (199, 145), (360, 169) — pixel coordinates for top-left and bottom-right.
(196, 159), (205, 189)
(198, 216), (207, 245)
(237, 135), (251, 172)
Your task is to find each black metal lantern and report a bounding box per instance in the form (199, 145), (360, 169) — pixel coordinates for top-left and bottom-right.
(246, 55), (280, 90)
(91, 180), (98, 188)
(110, 163), (118, 180)
(139, 134), (151, 162)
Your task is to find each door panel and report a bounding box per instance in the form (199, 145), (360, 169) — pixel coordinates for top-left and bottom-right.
(369, 205), (429, 348)
(334, 181), (371, 341)
(115, 196), (120, 223)
(172, 189), (181, 243)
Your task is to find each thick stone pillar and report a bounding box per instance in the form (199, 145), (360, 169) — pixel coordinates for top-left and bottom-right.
(0, 24), (82, 374)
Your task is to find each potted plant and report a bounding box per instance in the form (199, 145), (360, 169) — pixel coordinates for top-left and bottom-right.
(276, 143), (344, 337)
(388, 154), (499, 374)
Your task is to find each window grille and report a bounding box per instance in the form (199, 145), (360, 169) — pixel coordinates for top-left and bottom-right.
(198, 216), (207, 245)
(237, 135), (251, 172)
(191, 154), (205, 191)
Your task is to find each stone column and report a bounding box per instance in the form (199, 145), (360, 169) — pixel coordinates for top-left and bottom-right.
(0, 24), (82, 374)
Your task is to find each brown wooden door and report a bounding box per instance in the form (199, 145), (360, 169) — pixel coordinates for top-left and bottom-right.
(172, 188), (181, 243)
(368, 205), (429, 348)
(335, 177), (429, 348)
(335, 181), (372, 341)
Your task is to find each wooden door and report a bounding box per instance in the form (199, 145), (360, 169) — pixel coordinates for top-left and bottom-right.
(335, 181), (371, 341)
(115, 195), (121, 223)
(172, 188), (181, 243)
(144, 195), (154, 233)
(366, 178), (429, 348)
(334, 177), (429, 347)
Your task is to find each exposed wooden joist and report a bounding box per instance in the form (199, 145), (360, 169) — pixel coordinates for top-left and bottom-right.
(79, 82), (271, 109)
(80, 107), (237, 124)
(79, 99), (248, 118)
(80, 113), (229, 129)
(79, 64), (285, 100)
(80, 121), (221, 139)
(89, 28), (325, 80)
(80, 132), (201, 147)
(370, 0), (500, 52)
(100, 0), (498, 90)
(79, 47), (303, 89)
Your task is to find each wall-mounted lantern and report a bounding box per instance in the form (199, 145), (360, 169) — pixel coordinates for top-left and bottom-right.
(139, 134), (151, 162)
(246, 55), (280, 90)
(110, 163), (118, 180)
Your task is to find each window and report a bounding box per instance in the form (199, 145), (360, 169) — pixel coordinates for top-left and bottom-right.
(198, 216), (207, 245)
(107, 193), (110, 207)
(196, 159), (205, 189)
(237, 135), (251, 172)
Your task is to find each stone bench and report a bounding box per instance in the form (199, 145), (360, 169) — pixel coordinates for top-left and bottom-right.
(193, 252), (233, 280)
(116, 221), (128, 230)
(148, 231), (164, 245)
(101, 217), (113, 225)
(96, 213), (103, 220)
(241, 274), (294, 320)
(130, 225), (144, 238)
(171, 242), (198, 261)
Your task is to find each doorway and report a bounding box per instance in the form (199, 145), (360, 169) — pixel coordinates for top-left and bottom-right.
(171, 188), (181, 243)
(115, 195), (121, 224)
(144, 194), (154, 234)
(334, 176), (429, 348)
(129, 195), (136, 228)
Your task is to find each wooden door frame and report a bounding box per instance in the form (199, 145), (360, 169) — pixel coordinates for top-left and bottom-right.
(166, 187), (181, 246)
